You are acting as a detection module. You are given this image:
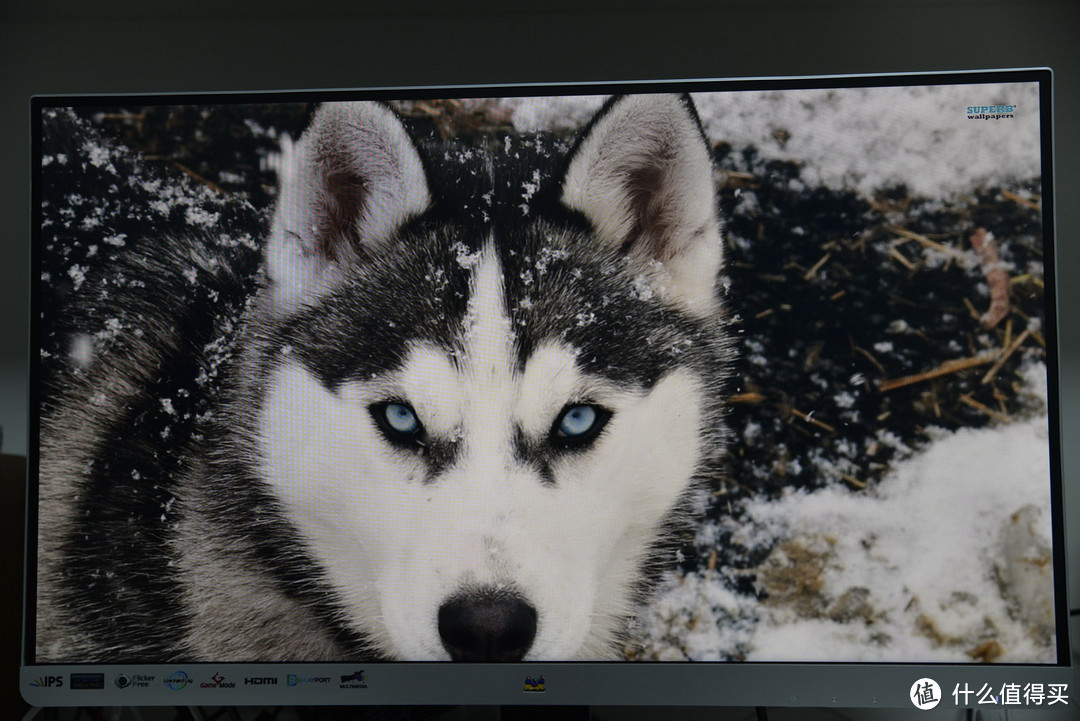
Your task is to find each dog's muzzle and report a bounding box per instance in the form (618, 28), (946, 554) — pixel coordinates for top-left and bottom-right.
(437, 586), (537, 661)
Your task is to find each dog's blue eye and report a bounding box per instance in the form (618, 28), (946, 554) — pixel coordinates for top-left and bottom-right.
(384, 403), (420, 434)
(558, 405), (596, 436)
(551, 403), (611, 449)
(371, 401), (425, 447)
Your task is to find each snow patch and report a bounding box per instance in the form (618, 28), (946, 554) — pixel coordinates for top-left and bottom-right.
(640, 362), (1056, 663)
(506, 83), (1040, 198)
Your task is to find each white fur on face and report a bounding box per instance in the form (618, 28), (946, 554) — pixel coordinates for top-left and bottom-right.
(258, 248), (705, 660)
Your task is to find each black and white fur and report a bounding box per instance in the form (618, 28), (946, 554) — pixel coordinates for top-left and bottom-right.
(37, 94), (732, 662)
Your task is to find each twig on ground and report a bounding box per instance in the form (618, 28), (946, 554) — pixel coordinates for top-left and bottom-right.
(889, 247), (917, 271)
(851, 343), (887, 375)
(1001, 190), (1041, 211)
(729, 392), (765, 404)
(803, 253), (832, 281)
(841, 474), (867, 489)
(878, 353), (1000, 392)
(788, 407), (837, 434)
(959, 394), (1011, 424)
(887, 225), (964, 258)
(981, 327), (1032, 385)
(172, 162), (227, 194)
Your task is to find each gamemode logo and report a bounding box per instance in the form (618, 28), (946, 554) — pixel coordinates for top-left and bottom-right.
(245, 676), (278, 685)
(201, 672), (237, 689)
(966, 104), (1016, 120)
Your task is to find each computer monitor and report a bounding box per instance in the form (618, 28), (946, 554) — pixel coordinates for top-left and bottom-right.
(23, 68), (1073, 710)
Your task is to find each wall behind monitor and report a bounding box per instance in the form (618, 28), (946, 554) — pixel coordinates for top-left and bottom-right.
(1, 0), (1078, 615)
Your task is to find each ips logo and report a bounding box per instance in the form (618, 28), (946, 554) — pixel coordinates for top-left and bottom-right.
(29, 676), (63, 688)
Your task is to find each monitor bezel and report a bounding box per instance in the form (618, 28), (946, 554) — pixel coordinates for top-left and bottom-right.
(23, 67), (1071, 709)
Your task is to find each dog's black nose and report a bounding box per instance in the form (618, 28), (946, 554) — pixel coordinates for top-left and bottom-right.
(438, 588), (537, 662)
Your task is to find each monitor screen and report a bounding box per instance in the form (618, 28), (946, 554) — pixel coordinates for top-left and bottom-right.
(23, 69), (1073, 709)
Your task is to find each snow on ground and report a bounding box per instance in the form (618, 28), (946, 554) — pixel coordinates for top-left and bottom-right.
(637, 363), (1056, 663)
(502, 81), (1041, 198)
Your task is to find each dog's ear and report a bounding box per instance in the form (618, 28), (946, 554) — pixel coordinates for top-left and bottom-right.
(266, 102), (431, 311)
(561, 94), (722, 316)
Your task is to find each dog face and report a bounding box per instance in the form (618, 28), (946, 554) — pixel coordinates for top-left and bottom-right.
(255, 97), (730, 660)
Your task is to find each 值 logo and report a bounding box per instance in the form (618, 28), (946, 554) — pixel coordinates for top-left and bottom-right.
(911, 678), (942, 710)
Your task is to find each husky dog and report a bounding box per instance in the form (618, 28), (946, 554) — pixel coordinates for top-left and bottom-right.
(37, 94), (732, 662)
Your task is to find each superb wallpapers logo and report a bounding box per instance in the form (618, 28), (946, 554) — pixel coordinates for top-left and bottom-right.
(966, 104), (1016, 120)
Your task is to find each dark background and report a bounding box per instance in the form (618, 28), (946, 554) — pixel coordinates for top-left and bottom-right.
(2, 0), (1078, 716)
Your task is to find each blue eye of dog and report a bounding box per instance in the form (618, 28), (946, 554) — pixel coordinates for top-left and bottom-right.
(559, 405), (596, 435)
(371, 401), (425, 446)
(385, 403), (420, 433)
(551, 404), (610, 448)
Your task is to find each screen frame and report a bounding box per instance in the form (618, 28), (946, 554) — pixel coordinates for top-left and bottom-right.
(23, 67), (1072, 709)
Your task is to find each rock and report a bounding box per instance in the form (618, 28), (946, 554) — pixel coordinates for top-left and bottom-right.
(996, 504), (1054, 642)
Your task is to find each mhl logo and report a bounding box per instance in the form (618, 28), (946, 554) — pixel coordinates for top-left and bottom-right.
(30, 676), (64, 688)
